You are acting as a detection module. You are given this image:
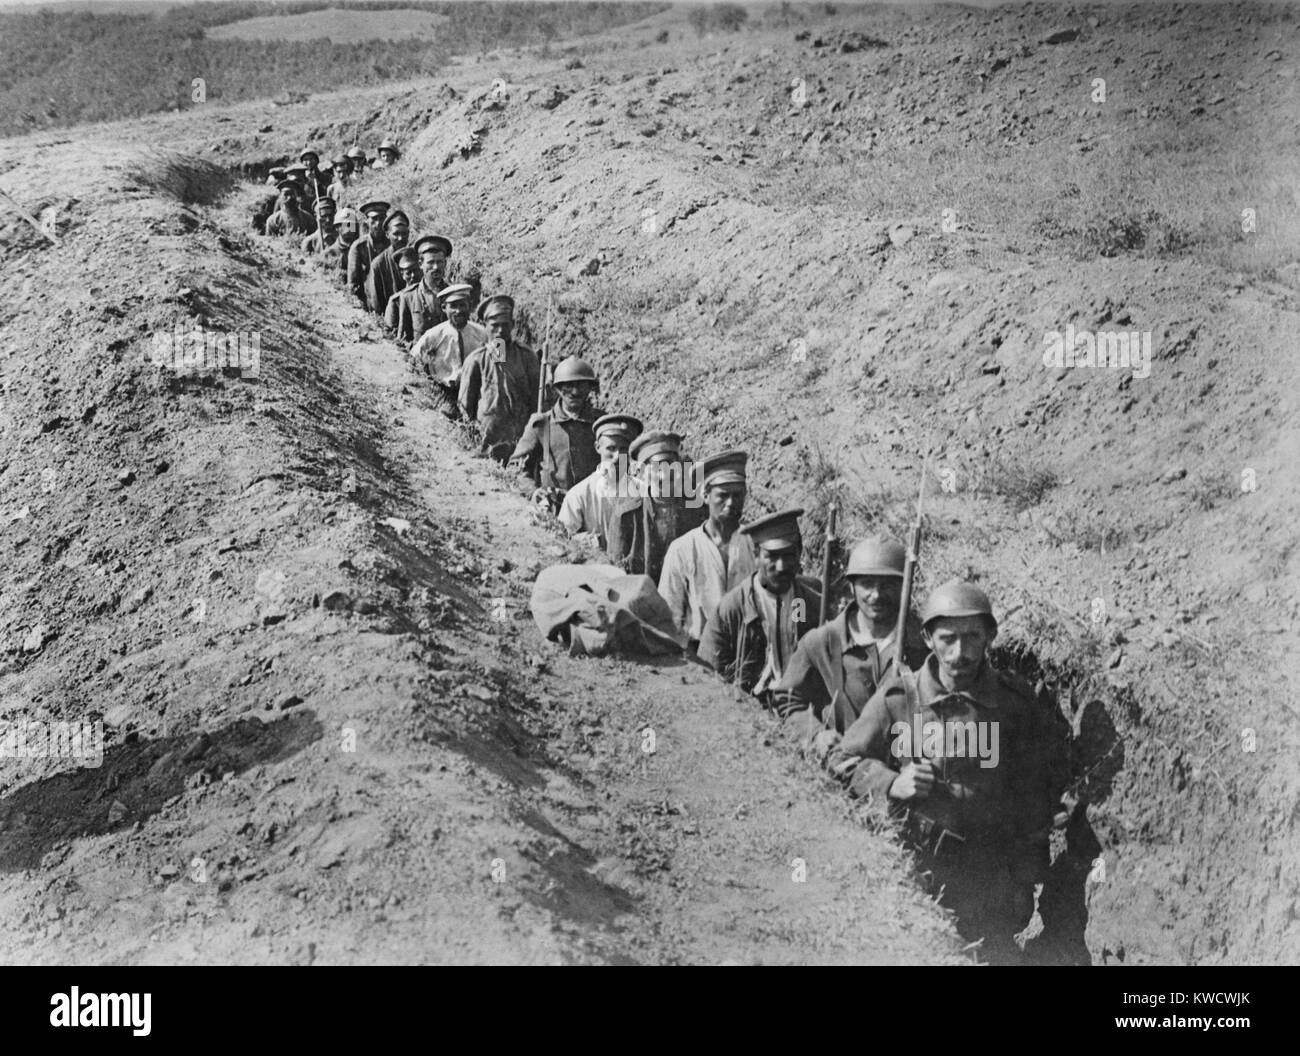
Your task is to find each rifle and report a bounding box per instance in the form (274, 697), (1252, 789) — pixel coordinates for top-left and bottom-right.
(537, 293), (553, 414)
(894, 456), (929, 676)
(818, 501), (838, 625)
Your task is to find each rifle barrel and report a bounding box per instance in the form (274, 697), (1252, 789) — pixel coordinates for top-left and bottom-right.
(819, 503), (838, 625)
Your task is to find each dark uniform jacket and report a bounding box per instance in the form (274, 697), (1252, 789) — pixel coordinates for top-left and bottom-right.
(699, 574), (822, 695)
(459, 340), (541, 461)
(392, 280), (445, 344)
(835, 654), (1064, 877)
(347, 236), (388, 307)
(265, 206), (316, 237)
(775, 607), (927, 731)
(507, 402), (600, 494)
(605, 491), (706, 584)
(301, 228), (339, 255)
(365, 243), (406, 317)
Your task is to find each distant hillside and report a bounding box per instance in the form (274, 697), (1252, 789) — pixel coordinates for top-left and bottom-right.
(0, 1), (668, 136)
(207, 7), (450, 43)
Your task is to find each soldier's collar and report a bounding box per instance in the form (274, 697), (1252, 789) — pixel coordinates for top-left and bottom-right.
(919, 654), (1000, 708)
(551, 401), (598, 424)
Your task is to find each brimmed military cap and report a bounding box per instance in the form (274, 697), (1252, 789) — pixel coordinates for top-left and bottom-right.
(359, 200), (390, 218)
(437, 283), (474, 304)
(395, 247), (419, 268)
(383, 209), (410, 230)
(285, 163), (308, 176)
(314, 196), (337, 214)
(629, 430), (683, 463)
(480, 295), (515, 320)
(593, 414), (643, 444)
(845, 537), (907, 578)
(921, 580), (995, 628)
(741, 508), (804, 551)
(275, 179), (301, 192)
(414, 234), (452, 257)
(700, 450), (748, 489)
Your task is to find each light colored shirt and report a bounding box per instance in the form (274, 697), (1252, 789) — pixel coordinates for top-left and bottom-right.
(659, 523), (756, 641)
(413, 320), (489, 384)
(753, 575), (798, 696)
(558, 466), (619, 535)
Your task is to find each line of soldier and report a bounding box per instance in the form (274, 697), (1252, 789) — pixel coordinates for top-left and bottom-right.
(249, 149), (1072, 962)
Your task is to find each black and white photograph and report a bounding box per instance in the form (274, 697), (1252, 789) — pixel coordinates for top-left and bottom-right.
(0, 0), (1295, 993)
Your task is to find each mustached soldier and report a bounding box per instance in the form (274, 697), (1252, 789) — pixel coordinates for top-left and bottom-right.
(391, 235), (451, 345)
(365, 209), (410, 317)
(410, 283), (489, 415)
(507, 356), (602, 512)
(659, 450), (756, 649)
(833, 580), (1068, 963)
(603, 431), (705, 583)
(699, 508), (822, 700)
(301, 196), (340, 255)
(347, 200), (390, 308)
(558, 413), (644, 543)
(458, 295), (540, 462)
(264, 179), (316, 237)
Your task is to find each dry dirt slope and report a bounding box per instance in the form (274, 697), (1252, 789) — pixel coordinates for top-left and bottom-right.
(290, 0), (1297, 965)
(0, 129), (962, 964)
(3, 0), (1299, 965)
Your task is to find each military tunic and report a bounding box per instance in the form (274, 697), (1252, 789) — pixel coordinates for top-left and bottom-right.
(604, 489), (705, 584)
(365, 244), (405, 316)
(347, 235), (388, 308)
(265, 206), (316, 237)
(699, 574), (822, 696)
(507, 402), (601, 495)
(458, 340), (541, 461)
(392, 280), (445, 344)
(833, 655), (1064, 959)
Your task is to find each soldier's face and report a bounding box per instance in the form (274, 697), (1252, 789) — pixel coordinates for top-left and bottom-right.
(303, 156), (318, 171)
(446, 299), (470, 327)
(282, 191), (299, 207)
(399, 262), (420, 285)
(486, 315), (513, 342)
(850, 575), (901, 627)
(757, 543), (800, 595)
(924, 615), (995, 688)
(706, 483), (746, 526)
(366, 214), (387, 240)
(380, 149), (397, 164)
(555, 381), (594, 414)
(387, 220), (409, 248)
(596, 435), (627, 470)
(421, 252), (447, 283)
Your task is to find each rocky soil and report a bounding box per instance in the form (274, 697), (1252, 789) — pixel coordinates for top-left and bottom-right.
(2, 1), (1297, 964)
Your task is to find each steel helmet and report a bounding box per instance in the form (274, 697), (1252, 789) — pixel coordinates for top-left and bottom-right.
(845, 538), (907, 578)
(551, 357), (597, 385)
(920, 579), (995, 628)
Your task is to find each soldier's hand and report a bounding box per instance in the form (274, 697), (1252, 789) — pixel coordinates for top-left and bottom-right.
(889, 759), (935, 801)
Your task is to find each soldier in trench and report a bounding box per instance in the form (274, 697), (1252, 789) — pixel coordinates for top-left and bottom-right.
(830, 580), (1068, 963)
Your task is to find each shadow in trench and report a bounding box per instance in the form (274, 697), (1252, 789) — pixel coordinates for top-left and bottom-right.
(0, 711), (323, 874)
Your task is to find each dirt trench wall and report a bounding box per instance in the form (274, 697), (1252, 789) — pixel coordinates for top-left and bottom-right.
(305, 2), (1300, 965)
